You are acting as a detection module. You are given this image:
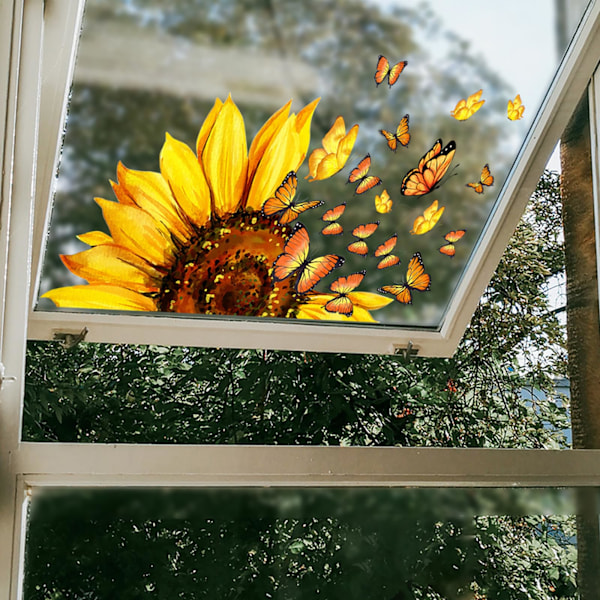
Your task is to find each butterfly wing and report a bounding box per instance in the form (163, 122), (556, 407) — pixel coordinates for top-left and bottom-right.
(374, 234), (398, 257)
(322, 203), (346, 222)
(395, 114), (410, 147)
(352, 222), (379, 239)
(374, 55), (390, 86)
(355, 175), (382, 194)
(444, 230), (466, 243)
(321, 222), (343, 236)
(379, 283), (412, 304)
(405, 253), (431, 292)
(263, 171), (297, 221)
(324, 295), (355, 316)
(348, 155), (371, 183)
(296, 254), (344, 294)
(377, 255), (401, 269)
(401, 139), (456, 196)
(387, 61), (407, 86)
(272, 223), (310, 281)
(347, 240), (369, 256)
(466, 181), (484, 194)
(480, 164), (494, 187)
(439, 243), (456, 257)
(330, 271), (365, 294)
(380, 128), (398, 152)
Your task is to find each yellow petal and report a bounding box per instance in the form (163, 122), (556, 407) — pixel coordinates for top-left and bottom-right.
(247, 100), (292, 186)
(348, 291), (394, 310)
(245, 117), (300, 211)
(42, 285), (157, 311)
(95, 199), (174, 267)
(160, 133), (211, 228)
(116, 162), (193, 242)
(196, 97), (224, 158)
(61, 245), (162, 293)
(77, 231), (113, 246)
(202, 96), (249, 216)
(294, 98), (320, 166)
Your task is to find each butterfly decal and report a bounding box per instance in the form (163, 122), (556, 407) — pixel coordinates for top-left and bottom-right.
(507, 94), (525, 120)
(466, 164), (494, 194)
(348, 222), (379, 256)
(324, 271), (366, 317)
(380, 114), (410, 151)
(272, 223), (344, 293)
(262, 172), (323, 224)
(348, 154), (382, 194)
(378, 253), (431, 304)
(401, 139), (456, 197)
(374, 55), (407, 87)
(439, 230), (466, 257)
(321, 203), (346, 236)
(374, 189), (392, 214)
(451, 89), (485, 121)
(374, 234), (400, 269)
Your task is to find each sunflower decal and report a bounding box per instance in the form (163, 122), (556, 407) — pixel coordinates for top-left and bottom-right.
(42, 96), (391, 322)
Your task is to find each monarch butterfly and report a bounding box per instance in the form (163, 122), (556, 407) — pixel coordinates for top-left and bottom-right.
(401, 139), (456, 197)
(272, 223), (344, 293)
(348, 155), (382, 194)
(378, 253), (431, 304)
(374, 55), (407, 87)
(374, 235), (400, 269)
(324, 271), (366, 316)
(439, 230), (466, 257)
(321, 222), (343, 236)
(466, 164), (493, 194)
(451, 89), (485, 121)
(380, 114), (410, 151)
(262, 172), (323, 224)
(507, 94), (525, 120)
(321, 203), (345, 235)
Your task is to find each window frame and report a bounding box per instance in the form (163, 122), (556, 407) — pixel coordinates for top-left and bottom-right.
(1, 1), (600, 599)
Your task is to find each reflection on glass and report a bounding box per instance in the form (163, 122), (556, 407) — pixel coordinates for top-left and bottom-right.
(36, 0), (590, 328)
(24, 487), (585, 599)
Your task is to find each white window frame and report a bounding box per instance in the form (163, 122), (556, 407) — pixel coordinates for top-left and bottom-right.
(2, 1), (600, 599)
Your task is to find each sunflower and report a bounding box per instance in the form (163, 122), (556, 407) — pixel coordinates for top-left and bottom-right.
(43, 96), (390, 322)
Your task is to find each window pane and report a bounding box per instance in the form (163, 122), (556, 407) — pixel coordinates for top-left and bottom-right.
(35, 0), (590, 336)
(24, 487), (586, 599)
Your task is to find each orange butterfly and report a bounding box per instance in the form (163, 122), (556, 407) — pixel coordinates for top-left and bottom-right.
(378, 253), (431, 304)
(401, 139), (456, 196)
(439, 230), (466, 257)
(374, 55), (407, 87)
(466, 164), (493, 194)
(321, 203), (345, 235)
(380, 114), (410, 151)
(324, 271), (366, 316)
(272, 224), (344, 293)
(374, 234), (400, 269)
(348, 155), (382, 194)
(262, 172), (323, 224)
(347, 222), (379, 256)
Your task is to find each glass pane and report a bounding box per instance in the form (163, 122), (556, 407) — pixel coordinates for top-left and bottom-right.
(35, 0), (591, 331)
(24, 487), (589, 599)
(24, 340), (570, 447)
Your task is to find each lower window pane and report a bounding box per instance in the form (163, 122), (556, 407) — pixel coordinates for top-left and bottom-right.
(24, 487), (589, 599)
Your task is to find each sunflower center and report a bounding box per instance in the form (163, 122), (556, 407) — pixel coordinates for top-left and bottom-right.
(158, 211), (300, 317)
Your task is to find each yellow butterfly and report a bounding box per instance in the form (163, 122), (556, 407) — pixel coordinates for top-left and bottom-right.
(451, 89), (485, 121)
(507, 94), (525, 120)
(410, 200), (445, 235)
